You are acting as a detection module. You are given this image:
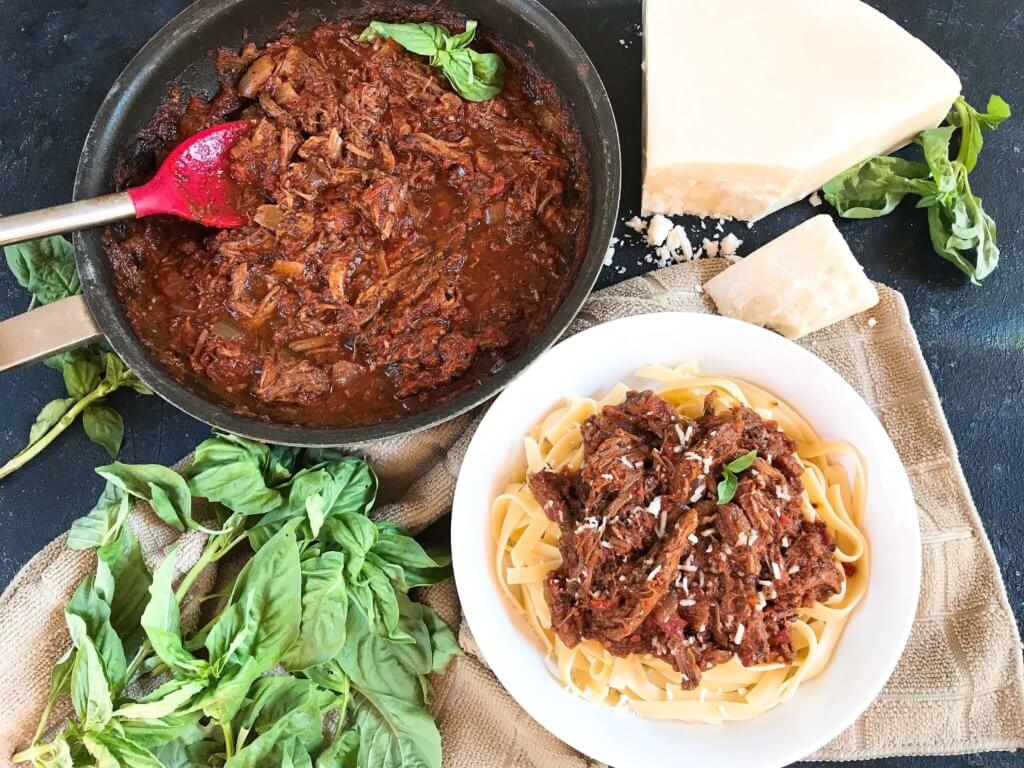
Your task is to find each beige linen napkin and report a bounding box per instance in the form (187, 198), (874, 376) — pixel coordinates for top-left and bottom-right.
(2, 259), (1022, 765)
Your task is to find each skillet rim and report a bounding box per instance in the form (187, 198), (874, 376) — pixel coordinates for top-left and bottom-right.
(73, 0), (621, 446)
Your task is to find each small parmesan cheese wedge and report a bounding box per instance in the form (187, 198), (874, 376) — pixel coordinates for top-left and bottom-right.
(703, 215), (879, 339)
(642, 0), (961, 222)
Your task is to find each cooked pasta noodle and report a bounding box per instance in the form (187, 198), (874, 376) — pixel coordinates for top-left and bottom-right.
(492, 363), (869, 723)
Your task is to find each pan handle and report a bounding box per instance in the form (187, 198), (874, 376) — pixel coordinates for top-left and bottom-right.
(0, 295), (103, 372)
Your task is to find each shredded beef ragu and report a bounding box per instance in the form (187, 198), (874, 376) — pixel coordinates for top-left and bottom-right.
(528, 391), (845, 689)
(104, 21), (589, 427)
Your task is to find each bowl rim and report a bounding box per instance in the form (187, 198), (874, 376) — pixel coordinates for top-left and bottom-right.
(452, 310), (921, 768)
(72, 0), (622, 446)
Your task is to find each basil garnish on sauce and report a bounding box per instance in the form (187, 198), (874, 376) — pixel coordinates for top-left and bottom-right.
(717, 450), (758, 505)
(358, 20), (504, 102)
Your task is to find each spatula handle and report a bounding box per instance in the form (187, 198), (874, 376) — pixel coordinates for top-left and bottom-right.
(0, 294), (103, 372)
(0, 193), (136, 247)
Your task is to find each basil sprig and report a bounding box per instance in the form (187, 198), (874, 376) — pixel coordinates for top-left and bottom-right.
(2, 236), (153, 481)
(358, 19), (504, 102)
(716, 450), (758, 505)
(823, 95), (1011, 284)
(17, 436), (458, 768)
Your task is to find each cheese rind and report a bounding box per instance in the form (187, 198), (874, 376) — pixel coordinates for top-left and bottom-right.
(642, 0), (962, 222)
(704, 215), (879, 339)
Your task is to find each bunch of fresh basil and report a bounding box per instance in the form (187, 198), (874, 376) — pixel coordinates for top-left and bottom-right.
(14, 434), (458, 768)
(823, 95), (1011, 284)
(358, 20), (504, 102)
(2, 236), (152, 480)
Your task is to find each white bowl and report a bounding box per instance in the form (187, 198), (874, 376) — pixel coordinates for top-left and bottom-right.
(452, 312), (920, 768)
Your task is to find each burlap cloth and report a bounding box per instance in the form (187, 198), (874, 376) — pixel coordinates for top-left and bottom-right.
(2, 259), (1022, 766)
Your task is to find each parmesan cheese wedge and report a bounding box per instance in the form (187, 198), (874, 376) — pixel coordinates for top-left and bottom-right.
(703, 215), (879, 339)
(642, 0), (962, 222)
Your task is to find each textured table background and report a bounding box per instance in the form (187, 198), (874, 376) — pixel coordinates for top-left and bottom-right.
(1, 1), (1022, 766)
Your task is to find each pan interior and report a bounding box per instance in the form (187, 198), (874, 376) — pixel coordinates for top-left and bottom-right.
(74, 0), (620, 446)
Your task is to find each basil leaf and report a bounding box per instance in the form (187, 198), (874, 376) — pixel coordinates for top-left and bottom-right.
(357, 21), (445, 56)
(66, 577), (127, 694)
(187, 435), (284, 516)
(142, 548), (208, 677)
(282, 551), (349, 670)
(206, 524), (302, 673)
(322, 513), (379, 578)
(725, 450), (758, 474)
(347, 687), (441, 768)
(358, 19), (503, 102)
(948, 94), (1012, 171)
(716, 472), (738, 505)
(281, 738), (315, 768)
(822, 156), (934, 218)
(62, 350), (102, 398)
(83, 405), (125, 459)
(98, 523), (151, 659)
(240, 677), (331, 736)
(83, 729), (164, 768)
(68, 481), (131, 550)
(439, 47), (504, 102)
(916, 126), (958, 201)
(12, 735), (73, 768)
(70, 638), (113, 731)
(29, 398), (76, 443)
(315, 731), (359, 768)
(224, 696), (325, 767)
(371, 524), (452, 588)
(115, 679), (205, 720)
(96, 462), (193, 532)
(4, 235), (80, 305)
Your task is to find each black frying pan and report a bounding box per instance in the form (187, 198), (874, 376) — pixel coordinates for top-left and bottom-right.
(66, 0), (620, 445)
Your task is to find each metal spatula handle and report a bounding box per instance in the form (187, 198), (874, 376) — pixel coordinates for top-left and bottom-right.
(0, 193), (136, 247)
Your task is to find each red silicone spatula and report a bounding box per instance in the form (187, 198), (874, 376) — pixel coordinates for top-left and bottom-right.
(0, 119), (254, 247)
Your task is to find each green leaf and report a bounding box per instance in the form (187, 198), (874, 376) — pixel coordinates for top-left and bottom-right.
(439, 47), (504, 102)
(28, 398), (76, 443)
(115, 679), (205, 720)
(12, 735), (73, 768)
(347, 687), (441, 768)
(68, 480), (131, 550)
(948, 94), (1012, 171)
(371, 525), (451, 589)
(224, 695), (325, 768)
(322, 513), (379, 578)
(315, 731), (359, 768)
(716, 472), (738, 505)
(209, 524), (302, 668)
(83, 405), (125, 459)
(357, 21), (445, 56)
(358, 19), (503, 102)
(70, 638), (113, 731)
(187, 435), (284, 516)
(822, 156), (934, 218)
(96, 462), (193, 532)
(66, 577), (127, 694)
(62, 350), (103, 398)
(4, 235), (80, 305)
(725, 450), (758, 474)
(282, 551), (349, 670)
(98, 524), (152, 659)
(281, 738), (314, 768)
(83, 729), (164, 768)
(239, 676), (331, 736)
(141, 548), (208, 677)
(916, 126), (958, 201)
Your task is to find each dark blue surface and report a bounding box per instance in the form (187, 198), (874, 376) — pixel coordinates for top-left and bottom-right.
(0, 1), (1021, 765)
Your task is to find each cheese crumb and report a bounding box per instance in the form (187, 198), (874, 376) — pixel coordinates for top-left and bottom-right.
(625, 215), (647, 233)
(647, 214), (674, 246)
(809, 191), (823, 207)
(719, 233), (743, 258)
(702, 238), (720, 258)
(867, 317), (878, 328)
(665, 225), (694, 261)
